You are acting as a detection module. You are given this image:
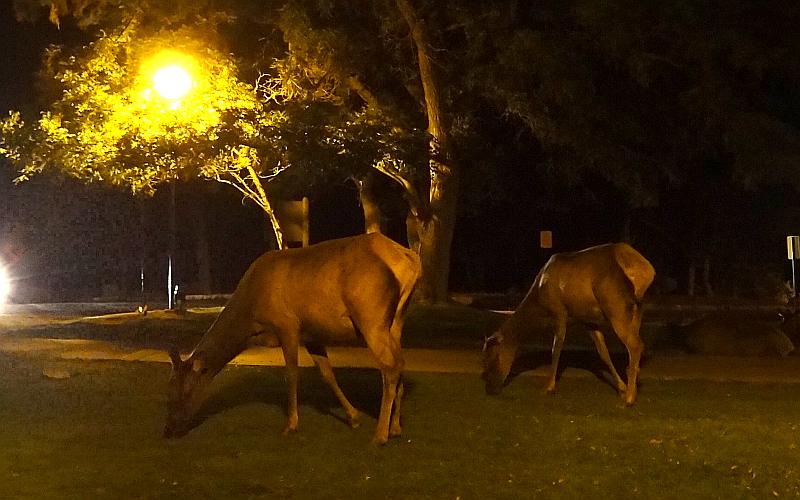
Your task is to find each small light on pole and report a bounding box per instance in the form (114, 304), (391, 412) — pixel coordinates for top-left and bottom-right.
(788, 236), (800, 313)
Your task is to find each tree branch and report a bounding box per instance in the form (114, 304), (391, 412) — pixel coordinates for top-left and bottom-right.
(372, 158), (429, 220)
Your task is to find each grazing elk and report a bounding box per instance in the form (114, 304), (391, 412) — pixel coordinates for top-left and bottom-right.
(164, 233), (420, 445)
(483, 243), (655, 405)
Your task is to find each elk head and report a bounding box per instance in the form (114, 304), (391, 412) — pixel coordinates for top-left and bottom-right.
(164, 348), (212, 438)
(482, 332), (515, 395)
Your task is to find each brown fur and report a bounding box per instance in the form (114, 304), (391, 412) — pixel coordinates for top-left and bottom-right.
(483, 243), (655, 405)
(165, 233), (420, 445)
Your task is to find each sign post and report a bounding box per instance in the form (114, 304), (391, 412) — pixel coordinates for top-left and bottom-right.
(275, 197), (310, 248)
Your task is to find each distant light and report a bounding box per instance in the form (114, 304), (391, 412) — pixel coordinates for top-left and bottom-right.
(153, 65), (192, 100)
(0, 266), (10, 307)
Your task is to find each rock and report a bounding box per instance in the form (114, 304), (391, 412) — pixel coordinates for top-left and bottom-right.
(42, 366), (71, 379)
(681, 315), (794, 357)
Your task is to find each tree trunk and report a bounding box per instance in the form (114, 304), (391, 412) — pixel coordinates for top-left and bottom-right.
(406, 210), (420, 254)
(241, 163), (284, 250)
(356, 175), (384, 234)
(414, 171), (459, 303)
(703, 256), (714, 297)
(193, 211), (213, 293)
(396, 0), (459, 304)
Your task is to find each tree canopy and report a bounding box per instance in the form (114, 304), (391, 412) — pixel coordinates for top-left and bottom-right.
(4, 0), (800, 298)
(1, 6), (425, 249)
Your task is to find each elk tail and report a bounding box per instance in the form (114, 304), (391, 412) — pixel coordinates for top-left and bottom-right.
(614, 243), (656, 302)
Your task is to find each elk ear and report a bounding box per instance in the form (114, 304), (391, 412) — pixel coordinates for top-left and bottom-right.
(485, 333), (503, 347)
(168, 347), (183, 368)
(191, 352), (207, 374)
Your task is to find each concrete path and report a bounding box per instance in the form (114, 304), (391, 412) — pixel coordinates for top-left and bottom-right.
(3, 337), (800, 384)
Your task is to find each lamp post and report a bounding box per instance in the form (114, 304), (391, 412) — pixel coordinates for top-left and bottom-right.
(151, 60), (193, 309)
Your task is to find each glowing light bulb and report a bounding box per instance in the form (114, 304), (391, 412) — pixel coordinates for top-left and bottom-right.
(153, 65), (192, 100)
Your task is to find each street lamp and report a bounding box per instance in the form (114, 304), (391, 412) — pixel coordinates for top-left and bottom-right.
(153, 65), (192, 100)
(151, 57), (194, 309)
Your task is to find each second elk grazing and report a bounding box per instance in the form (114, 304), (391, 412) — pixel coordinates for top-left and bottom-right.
(164, 233), (420, 445)
(483, 243), (655, 405)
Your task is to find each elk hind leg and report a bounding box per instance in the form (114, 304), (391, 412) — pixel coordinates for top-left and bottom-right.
(361, 325), (403, 445)
(389, 375), (404, 438)
(608, 306), (644, 406)
(306, 343), (361, 429)
(387, 313), (408, 438)
(589, 329), (627, 394)
(374, 364), (402, 445)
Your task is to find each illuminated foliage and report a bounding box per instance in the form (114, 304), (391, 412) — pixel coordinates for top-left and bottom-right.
(7, 25), (277, 190)
(0, 21), (298, 244)
(1, 6), (427, 249)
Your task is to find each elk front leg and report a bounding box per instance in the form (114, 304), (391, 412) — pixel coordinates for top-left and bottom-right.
(281, 342), (299, 434)
(306, 343), (361, 429)
(589, 329), (627, 394)
(546, 316), (567, 394)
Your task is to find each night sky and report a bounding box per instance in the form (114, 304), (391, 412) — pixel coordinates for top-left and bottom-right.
(0, 2), (78, 112)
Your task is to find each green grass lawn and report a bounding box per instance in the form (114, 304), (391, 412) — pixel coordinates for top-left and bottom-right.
(0, 302), (658, 352)
(0, 303), (510, 351)
(1, 353), (798, 499)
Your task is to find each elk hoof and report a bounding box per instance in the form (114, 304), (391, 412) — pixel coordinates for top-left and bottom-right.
(621, 392), (637, 406)
(389, 424), (402, 438)
(371, 435), (389, 446)
(348, 413), (362, 429)
(282, 424), (298, 435)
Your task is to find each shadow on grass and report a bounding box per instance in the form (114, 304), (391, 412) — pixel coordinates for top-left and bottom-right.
(507, 348), (633, 393)
(190, 367), (416, 434)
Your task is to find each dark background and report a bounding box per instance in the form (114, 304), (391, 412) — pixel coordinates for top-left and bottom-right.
(1, 1), (798, 303)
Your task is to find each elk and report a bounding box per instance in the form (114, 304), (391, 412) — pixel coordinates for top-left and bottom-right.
(482, 243), (655, 405)
(164, 233), (420, 445)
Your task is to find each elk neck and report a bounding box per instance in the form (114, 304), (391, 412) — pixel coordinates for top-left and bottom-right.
(191, 301), (255, 375)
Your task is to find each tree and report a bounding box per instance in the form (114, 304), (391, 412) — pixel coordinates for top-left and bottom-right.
(569, 0), (800, 294)
(0, 18), (302, 248)
(4, 2), (427, 251)
(269, 0), (465, 302)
